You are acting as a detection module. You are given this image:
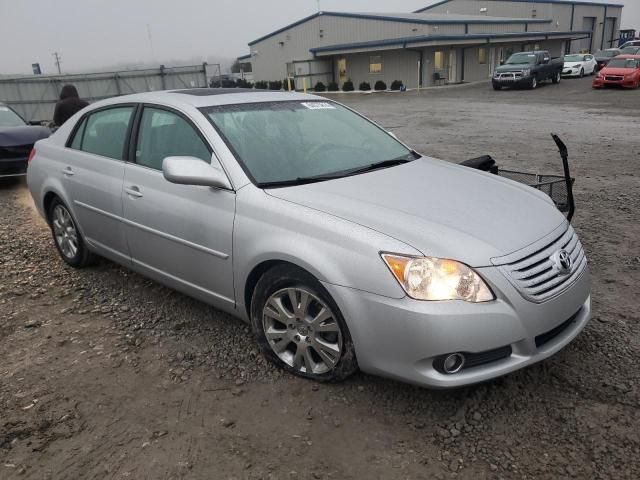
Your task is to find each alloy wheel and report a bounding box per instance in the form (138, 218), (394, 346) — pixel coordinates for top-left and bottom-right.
(262, 287), (343, 375)
(52, 205), (79, 259)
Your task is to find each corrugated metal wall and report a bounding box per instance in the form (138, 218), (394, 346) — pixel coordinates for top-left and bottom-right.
(0, 65), (209, 122)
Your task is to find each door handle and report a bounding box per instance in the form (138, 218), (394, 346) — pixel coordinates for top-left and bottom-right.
(62, 167), (75, 176)
(124, 186), (143, 198)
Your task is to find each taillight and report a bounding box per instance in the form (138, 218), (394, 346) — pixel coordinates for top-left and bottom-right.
(28, 148), (36, 163)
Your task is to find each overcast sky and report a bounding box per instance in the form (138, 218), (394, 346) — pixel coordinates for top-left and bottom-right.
(1, 0), (638, 75)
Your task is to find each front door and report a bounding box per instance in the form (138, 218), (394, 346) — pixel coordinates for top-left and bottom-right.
(449, 50), (457, 83)
(122, 105), (236, 308)
(63, 105), (135, 264)
(337, 58), (347, 85)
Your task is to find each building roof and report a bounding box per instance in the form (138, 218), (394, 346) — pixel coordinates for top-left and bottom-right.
(248, 10), (553, 46)
(310, 30), (593, 55)
(415, 0), (624, 14)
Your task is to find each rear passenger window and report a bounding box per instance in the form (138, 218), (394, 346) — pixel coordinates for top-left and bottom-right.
(135, 107), (211, 170)
(74, 107), (134, 160)
(69, 118), (86, 150)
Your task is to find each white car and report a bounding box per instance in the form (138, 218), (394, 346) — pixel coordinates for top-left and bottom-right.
(563, 54), (597, 77)
(620, 40), (640, 49)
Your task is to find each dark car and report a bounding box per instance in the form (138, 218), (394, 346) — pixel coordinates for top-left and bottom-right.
(492, 51), (564, 90)
(0, 103), (50, 179)
(620, 46), (640, 55)
(593, 48), (622, 70)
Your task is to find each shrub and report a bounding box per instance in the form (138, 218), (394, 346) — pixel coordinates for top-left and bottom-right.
(390, 80), (404, 91)
(359, 81), (371, 91)
(210, 79), (238, 88)
(374, 80), (387, 91)
(236, 78), (254, 89)
(327, 81), (339, 91)
(269, 80), (283, 90)
(255, 80), (268, 89)
(314, 81), (326, 92)
(342, 80), (354, 92)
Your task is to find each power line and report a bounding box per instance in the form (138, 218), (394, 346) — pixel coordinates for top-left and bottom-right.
(52, 51), (62, 74)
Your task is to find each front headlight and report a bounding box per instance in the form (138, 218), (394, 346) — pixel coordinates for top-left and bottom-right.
(574, 64), (582, 68)
(522, 68), (531, 77)
(381, 254), (495, 302)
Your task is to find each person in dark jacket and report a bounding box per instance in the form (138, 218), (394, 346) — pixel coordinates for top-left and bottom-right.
(53, 85), (88, 126)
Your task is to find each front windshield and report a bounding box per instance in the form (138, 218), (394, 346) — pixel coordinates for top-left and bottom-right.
(606, 58), (640, 69)
(595, 50), (617, 58)
(505, 53), (537, 65)
(564, 55), (584, 62)
(202, 101), (413, 185)
(620, 47), (640, 54)
(0, 105), (26, 127)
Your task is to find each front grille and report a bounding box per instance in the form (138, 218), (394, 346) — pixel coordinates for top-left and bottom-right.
(463, 345), (513, 369)
(494, 225), (587, 303)
(496, 72), (523, 81)
(535, 309), (581, 348)
(605, 76), (623, 81)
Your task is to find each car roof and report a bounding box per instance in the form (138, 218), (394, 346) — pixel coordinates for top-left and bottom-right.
(88, 89), (322, 111)
(614, 55), (640, 59)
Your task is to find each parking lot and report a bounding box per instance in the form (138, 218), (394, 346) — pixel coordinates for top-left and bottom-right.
(1, 76), (639, 479)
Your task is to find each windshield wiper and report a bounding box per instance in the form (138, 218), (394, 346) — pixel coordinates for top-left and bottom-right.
(257, 152), (419, 189)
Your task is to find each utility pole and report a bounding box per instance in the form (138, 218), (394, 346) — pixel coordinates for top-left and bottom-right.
(52, 52), (62, 74)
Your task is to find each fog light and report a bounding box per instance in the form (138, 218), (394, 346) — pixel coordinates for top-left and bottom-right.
(443, 353), (465, 374)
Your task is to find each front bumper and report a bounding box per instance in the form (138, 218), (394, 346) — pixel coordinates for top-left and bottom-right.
(0, 156), (28, 178)
(492, 75), (532, 88)
(592, 77), (637, 88)
(325, 265), (591, 388)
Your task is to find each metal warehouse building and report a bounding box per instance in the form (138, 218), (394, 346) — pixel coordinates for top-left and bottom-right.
(239, 0), (623, 89)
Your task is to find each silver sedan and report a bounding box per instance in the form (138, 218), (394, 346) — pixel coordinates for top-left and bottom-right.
(27, 89), (591, 388)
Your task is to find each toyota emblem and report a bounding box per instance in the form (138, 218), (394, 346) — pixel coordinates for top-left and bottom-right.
(553, 249), (572, 275)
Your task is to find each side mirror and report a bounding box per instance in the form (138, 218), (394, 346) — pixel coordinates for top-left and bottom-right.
(544, 58), (550, 63)
(500, 60), (505, 65)
(162, 156), (231, 189)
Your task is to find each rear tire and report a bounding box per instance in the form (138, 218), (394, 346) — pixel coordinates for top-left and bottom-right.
(250, 264), (358, 383)
(48, 198), (94, 268)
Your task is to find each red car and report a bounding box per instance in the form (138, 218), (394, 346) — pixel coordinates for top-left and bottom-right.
(593, 55), (640, 89)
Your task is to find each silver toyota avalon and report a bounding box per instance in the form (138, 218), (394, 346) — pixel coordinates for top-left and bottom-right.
(27, 89), (590, 388)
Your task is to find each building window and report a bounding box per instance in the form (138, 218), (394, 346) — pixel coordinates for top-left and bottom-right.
(478, 47), (487, 64)
(369, 56), (382, 74)
(434, 51), (444, 70)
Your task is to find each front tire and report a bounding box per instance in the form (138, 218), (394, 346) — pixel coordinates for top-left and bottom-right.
(48, 198), (94, 268)
(492, 83), (502, 91)
(251, 265), (358, 382)
(580, 68), (585, 78)
(552, 72), (561, 84)
(530, 76), (538, 89)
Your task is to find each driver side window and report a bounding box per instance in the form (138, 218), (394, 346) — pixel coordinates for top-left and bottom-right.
(135, 107), (211, 170)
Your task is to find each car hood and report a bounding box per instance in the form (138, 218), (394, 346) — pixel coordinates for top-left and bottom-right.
(564, 61), (585, 68)
(495, 64), (531, 73)
(266, 158), (566, 267)
(600, 67), (637, 75)
(0, 125), (50, 147)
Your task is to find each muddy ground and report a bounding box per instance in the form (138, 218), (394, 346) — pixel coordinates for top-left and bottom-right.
(1, 77), (639, 479)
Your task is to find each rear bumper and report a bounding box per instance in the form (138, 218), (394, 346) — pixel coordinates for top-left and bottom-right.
(324, 264), (591, 388)
(0, 157), (28, 178)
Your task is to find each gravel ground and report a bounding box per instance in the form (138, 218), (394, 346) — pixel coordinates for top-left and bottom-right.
(1, 76), (639, 479)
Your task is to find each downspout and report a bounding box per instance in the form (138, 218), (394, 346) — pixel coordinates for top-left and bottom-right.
(601, 6), (607, 50)
(404, 43), (424, 88)
(568, 4), (575, 54)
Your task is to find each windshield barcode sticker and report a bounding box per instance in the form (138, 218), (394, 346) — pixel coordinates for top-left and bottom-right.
(301, 102), (335, 110)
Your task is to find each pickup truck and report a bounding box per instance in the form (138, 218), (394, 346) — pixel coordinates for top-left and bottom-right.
(492, 51), (564, 90)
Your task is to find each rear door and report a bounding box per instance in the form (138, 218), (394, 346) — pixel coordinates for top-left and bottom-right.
(122, 104), (236, 308)
(63, 105), (135, 264)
